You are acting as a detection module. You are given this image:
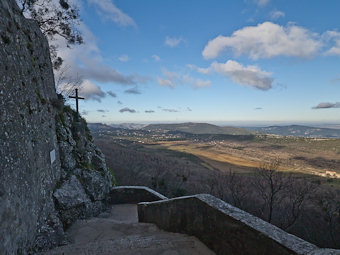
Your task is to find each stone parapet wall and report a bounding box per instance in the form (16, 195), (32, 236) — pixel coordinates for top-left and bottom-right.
(107, 186), (167, 204)
(138, 194), (340, 255)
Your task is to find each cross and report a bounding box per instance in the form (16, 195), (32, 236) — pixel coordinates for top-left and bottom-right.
(69, 88), (84, 120)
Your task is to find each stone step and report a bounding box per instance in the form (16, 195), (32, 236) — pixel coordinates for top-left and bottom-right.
(38, 204), (215, 255)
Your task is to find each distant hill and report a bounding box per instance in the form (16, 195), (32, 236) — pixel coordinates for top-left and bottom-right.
(143, 122), (255, 135)
(88, 123), (147, 131)
(88, 123), (116, 132)
(110, 123), (147, 129)
(247, 125), (340, 138)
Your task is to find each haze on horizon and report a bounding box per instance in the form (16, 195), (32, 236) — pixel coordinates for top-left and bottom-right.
(59, 0), (340, 125)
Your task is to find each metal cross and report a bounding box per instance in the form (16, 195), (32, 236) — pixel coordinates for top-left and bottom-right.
(69, 88), (84, 120)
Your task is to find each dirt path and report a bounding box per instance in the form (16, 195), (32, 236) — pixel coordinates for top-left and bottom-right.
(39, 204), (214, 255)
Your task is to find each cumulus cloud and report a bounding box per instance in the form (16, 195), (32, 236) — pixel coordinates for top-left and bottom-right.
(77, 80), (106, 102)
(312, 102), (340, 109)
(88, 0), (136, 27)
(198, 60), (273, 90)
(124, 87), (141, 94)
(145, 110), (155, 113)
(107, 91), (117, 98)
(202, 22), (322, 60)
(157, 69), (211, 88)
(119, 107), (136, 113)
(270, 10), (285, 20)
(214, 60), (273, 90)
(118, 54), (129, 62)
(152, 54), (161, 62)
(163, 109), (179, 112)
(165, 36), (183, 47)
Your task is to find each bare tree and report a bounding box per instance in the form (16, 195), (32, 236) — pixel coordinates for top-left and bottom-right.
(172, 167), (191, 197)
(278, 178), (316, 230)
(252, 158), (289, 223)
(55, 65), (82, 99)
(313, 190), (340, 247)
(225, 170), (249, 209)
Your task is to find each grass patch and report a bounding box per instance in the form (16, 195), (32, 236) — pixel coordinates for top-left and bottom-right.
(107, 167), (117, 186)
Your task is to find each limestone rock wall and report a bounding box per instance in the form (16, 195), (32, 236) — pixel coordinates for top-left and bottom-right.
(53, 106), (113, 230)
(0, 1), (62, 254)
(0, 1), (113, 254)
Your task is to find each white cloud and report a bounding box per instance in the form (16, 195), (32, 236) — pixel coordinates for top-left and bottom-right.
(157, 69), (179, 88)
(54, 22), (149, 91)
(118, 54), (129, 62)
(213, 60), (273, 90)
(165, 36), (183, 47)
(324, 31), (340, 56)
(195, 79), (212, 87)
(202, 22), (322, 60)
(88, 0), (136, 27)
(198, 60), (273, 90)
(78, 80), (106, 102)
(187, 64), (211, 75)
(270, 10), (285, 20)
(152, 54), (161, 62)
(157, 69), (211, 88)
(157, 78), (175, 88)
(182, 75), (212, 88)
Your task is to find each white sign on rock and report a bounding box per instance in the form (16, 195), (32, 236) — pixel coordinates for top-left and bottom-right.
(50, 149), (56, 165)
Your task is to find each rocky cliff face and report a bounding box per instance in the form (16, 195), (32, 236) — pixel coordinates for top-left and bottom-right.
(0, 1), (113, 254)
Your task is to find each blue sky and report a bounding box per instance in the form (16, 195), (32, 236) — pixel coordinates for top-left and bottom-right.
(57, 0), (340, 125)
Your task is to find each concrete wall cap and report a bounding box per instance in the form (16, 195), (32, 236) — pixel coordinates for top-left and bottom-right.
(112, 186), (168, 200)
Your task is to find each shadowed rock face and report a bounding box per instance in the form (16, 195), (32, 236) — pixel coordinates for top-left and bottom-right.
(0, 1), (62, 254)
(0, 1), (112, 254)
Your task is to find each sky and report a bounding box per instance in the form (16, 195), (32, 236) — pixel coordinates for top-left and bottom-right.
(56, 0), (340, 125)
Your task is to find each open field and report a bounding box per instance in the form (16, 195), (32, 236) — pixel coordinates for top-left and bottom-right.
(89, 123), (340, 186)
(143, 136), (340, 178)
